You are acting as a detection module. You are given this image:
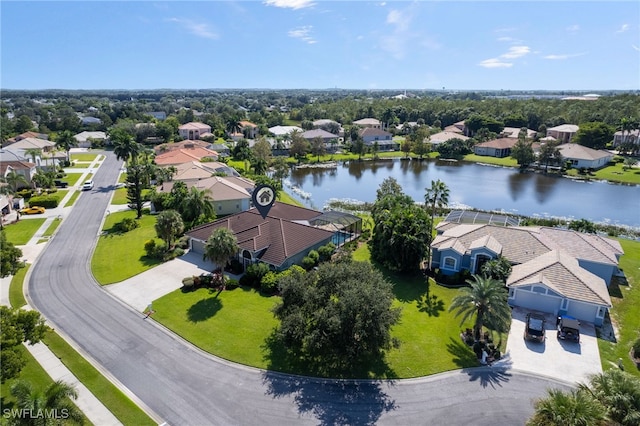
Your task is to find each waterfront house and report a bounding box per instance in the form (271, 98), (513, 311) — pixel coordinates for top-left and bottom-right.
(558, 143), (613, 170)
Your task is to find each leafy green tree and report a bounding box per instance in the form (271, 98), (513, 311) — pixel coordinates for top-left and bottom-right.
(568, 218), (597, 234)
(203, 228), (239, 286)
(574, 122), (614, 150)
(310, 137), (326, 162)
(14, 115), (34, 134)
(528, 388), (607, 426)
(10, 380), (85, 425)
(580, 369), (640, 426)
(511, 138), (535, 169)
(0, 230), (23, 278)
(54, 130), (77, 162)
(251, 138), (272, 174)
(154, 210), (184, 251)
(350, 136), (366, 160)
(623, 157), (636, 170)
(289, 132), (310, 163)
(538, 140), (563, 172)
(376, 177), (403, 200)
(180, 186), (215, 228)
(401, 139), (412, 158)
(273, 261), (401, 374)
(424, 179), (449, 269)
(1, 306), (48, 383)
(232, 138), (252, 161)
(271, 156), (290, 187)
(449, 274), (511, 341)
(436, 138), (470, 159)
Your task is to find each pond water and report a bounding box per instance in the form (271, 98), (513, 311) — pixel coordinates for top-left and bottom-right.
(285, 159), (640, 228)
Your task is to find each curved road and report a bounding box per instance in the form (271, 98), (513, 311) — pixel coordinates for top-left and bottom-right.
(28, 151), (569, 425)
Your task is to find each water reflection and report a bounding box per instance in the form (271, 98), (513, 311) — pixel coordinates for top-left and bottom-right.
(288, 159), (640, 227)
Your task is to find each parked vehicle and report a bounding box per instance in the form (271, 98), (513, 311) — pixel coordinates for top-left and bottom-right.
(557, 316), (580, 343)
(82, 180), (94, 191)
(20, 206), (46, 215)
(524, 313), (546, 342)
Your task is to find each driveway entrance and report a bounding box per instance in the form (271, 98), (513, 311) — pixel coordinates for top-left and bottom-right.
(505, 307), (602, 384)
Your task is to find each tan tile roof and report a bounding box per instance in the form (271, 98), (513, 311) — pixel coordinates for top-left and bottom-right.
(557, 143), (613, 161)
(469, 235), (503, 255)
(538, 227), (622, 264)
(178, 122), (211, 131)
(5, 137), (55, 150)
(353, 118), (381, 125)
(239, 121), (257, 128)
(154, 147), (218, 166)
(191, 177), (252, 201)
(0, 160), (36, 174)
(475, 138), (516, 149)
(186, 204), (334, 267)
(507, 250), (611, 306)
(429, 131), (470, 143)
(154, 140), (210, 153)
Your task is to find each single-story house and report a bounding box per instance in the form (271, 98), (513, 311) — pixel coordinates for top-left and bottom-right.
(430, 223), (623, 325)
(473, 138), (516, 158)
(353, 118), (382, 129)
(301, 129), (339, 150)
(74, 131), (107, 148)
(169, 160), (240, 183)
(613, 129), (639, 146)
(81, 116), (102, 125)
(186, 203), (336, 271)
(359, 128), (396, 151)
(547, 124), (579, 143)
(501, 127), (537, 139)
(2, 137), (57, 167)
(178, 122), (211, 140)
(558, 143), (614, 170)
(269, 125), (303, 137)
(429, 131), (470, 145)
(154, 140), (210, 154)
(154, 146), (219, 166)
(4, 131), (49, 146)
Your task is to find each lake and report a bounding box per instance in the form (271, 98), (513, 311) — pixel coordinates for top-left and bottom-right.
(285, 159), (640, 228)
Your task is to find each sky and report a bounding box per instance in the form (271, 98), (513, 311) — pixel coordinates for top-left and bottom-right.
(1, 1), (639, 91)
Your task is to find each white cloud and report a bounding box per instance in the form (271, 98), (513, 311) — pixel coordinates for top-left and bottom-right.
(566, 24), (580, 32)
(386, 9), (410, 32)
(616, 24), (629, 33)
(288, 26), (317, 44)
(478, 58), (513, 68)
(264, 0), (315, 10)
(544, 52), (586, 60)
(167, 18), (218, 39)
(501, 45), (530, 59)
(632, 45), (640, 52)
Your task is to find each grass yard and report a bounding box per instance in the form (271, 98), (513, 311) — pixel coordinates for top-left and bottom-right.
(463, 154), (518, 168)
(153, 240), (480, 379)
(111, 188), (128, 204)
(9, 263), (29, 308)
(70, 153), (99, 162)
(60, 172), (83, 187)
(92, 211), (161, 284)
(43, 332), (156, 426)
(277, 190), (303, 207)
(3, 218), (46, 245)
(63, 190), (81, 207)
(598, 238), (640, 376)
(565, 160), (640, 185)
(37, 217), (63, 243)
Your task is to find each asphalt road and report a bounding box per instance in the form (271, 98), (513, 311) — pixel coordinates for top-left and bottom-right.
(27, 151), (570, 425)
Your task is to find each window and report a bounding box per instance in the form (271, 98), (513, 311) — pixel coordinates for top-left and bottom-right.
(561, 299), (568, 310)
(443, 257), (456, 270)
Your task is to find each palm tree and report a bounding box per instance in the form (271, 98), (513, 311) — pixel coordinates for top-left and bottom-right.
(480, 256), (512, 282)
(203, 228), (239, 286)
(617, 117), (634, 147)
(54, 130), (77, 163)
(528, 388), (606, 426)
(155, 210), (184, 251)
(424, 179), (449, 269)
(580, 369), (640, 426)
(4, 171), (28, 192)
(449, 274), (511, 341)
(111, 130), (141, 165)
(225, 116), (242, 137)
(10, 379), (85, 425)
(23, 148), (42, 167)
(181, 186), (215, 228)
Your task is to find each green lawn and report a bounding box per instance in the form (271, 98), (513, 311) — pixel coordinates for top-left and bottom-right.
(92, 211), (161, 284)
(277, 190), (303, 207)
(70, 153), (99, 162)
(565, 160), (640, 185)
(153, 241), (480, 379)
(37, 217), (63, 243)
(463, 153), (518, 167)
(60, 172), (83, 187)
(3, 218), (46, 245)
(111, 188), (128, 204)
(598, 238), (640, 376)
(63, 190), (81, 207)
(9, 263), (29, 308)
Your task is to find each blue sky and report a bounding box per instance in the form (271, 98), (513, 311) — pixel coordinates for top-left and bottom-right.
(2, 1), (639, 90)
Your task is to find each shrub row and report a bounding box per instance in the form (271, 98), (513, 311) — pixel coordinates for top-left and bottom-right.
(28, 193), (61, 208)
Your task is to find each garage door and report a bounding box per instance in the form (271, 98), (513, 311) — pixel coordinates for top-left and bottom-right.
(191, 239), (205, 255)
(514, 289), (562, 315)
(567, 300), (597, 323)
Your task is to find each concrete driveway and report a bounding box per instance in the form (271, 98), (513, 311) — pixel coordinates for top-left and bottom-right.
(505, 307), (602, 385)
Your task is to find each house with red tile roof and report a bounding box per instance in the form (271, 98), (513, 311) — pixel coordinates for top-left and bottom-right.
(154, 146), (219, 166)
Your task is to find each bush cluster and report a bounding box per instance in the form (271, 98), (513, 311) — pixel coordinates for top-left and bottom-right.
(433, 268), (472, 287)
(144, 239), (184, 261)
(113, 217), (140, 233)
(27, 194), (61, 208)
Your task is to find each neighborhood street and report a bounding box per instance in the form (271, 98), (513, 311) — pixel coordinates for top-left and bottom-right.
(26, 151), (572, 425)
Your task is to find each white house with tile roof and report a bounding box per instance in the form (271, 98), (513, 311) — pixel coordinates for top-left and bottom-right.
(558, 143), (614, 170)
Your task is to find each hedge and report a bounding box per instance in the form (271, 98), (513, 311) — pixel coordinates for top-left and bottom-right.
(28, 194), (62, 208)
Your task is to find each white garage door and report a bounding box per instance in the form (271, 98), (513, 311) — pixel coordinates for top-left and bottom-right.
(567, 300), (597, 323)
(514, 289), (562, 315)
(191, 239), (206, 255)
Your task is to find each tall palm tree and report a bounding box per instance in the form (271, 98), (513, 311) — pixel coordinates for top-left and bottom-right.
(181, 186), (215, 228)
(448, 274), (511, 341)
(424, 179), (449, 269)
(580, 369), (640, 426)
(111, 130), (141, 165)
(155, 210), (184, 251)
(54, 130), (77, 163)
(225, 116), (242, 137)
(528, 388), (607, 426)
(23, 148), (42, 167)
(203, 228), (239, 286)
(10, 379), (85, 425)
